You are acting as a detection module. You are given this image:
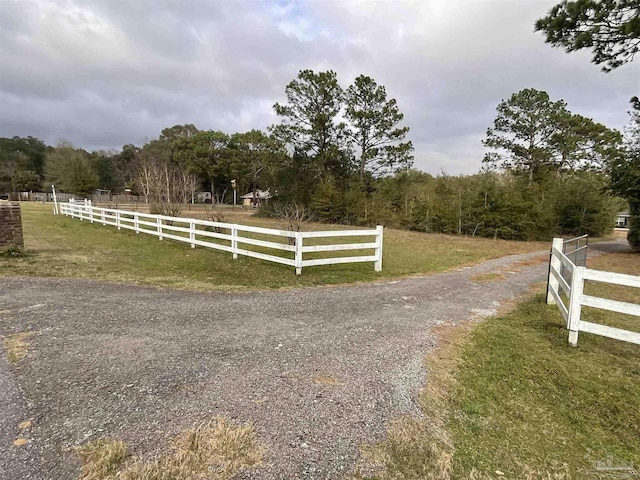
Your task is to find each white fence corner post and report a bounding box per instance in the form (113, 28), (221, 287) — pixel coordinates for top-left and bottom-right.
(89, 206), (94, 223)
(232, 224), (238, 259)
(567, 265), (585, 347)
(190, 221), (195, 249)
(375, 225), (384, 272)
(134, 213), (139, 234)
(294, 231), (303, 275)
(546, 237), (563, 305)
(102, 209), (106, 225)
(157, 216), (162, 240)
(116, 211), (121, 230)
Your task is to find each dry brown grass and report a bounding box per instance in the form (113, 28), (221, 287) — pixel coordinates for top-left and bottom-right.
(469, 255), (548, 285)
(509, 254), (549, 269)
(469, 272), (506, 284)
(76, 439), (129, 480)
(76, 417), (264, 480)
(2, 332), (34, 363)
(588, 249), (640, 275)
(314, 375), (344, 386)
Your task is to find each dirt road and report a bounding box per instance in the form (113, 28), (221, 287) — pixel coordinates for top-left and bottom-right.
(1, 244), (594, 479)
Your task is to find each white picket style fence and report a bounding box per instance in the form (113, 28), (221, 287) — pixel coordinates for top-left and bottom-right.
(547, 237), (640, 346)
(58, 201), (383, 275)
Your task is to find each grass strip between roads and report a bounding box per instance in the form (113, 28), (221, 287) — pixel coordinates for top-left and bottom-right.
(362, 250), (640, 480)
(1, 203), (546, 290)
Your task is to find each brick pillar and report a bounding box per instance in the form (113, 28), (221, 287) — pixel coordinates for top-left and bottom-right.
(0, 202), (24, 248)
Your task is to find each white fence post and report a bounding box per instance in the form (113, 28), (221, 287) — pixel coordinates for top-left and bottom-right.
(374, 225), (384, 272)
(295, 231), (303, 275)
(116, 211), (121, 230)
(89, 206), (94, 224)
(101, 209), (106, 226)
(567, 266), (585, 347)
(52, 184), (58, 215)
(157, 216), (162, 240)
(232, 224), (238, 259)
(546, 237), (563, 305)
(190, 220), (195, 248)
(134, 213), (139, 234)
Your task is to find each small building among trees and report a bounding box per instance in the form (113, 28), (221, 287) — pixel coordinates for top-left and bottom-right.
(616, 211), (630, 229)
(240, 189), (272, 207)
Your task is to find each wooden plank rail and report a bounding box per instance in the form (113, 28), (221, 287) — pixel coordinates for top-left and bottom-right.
(547, 236), (640, 347)
(58, 202), (383, 275)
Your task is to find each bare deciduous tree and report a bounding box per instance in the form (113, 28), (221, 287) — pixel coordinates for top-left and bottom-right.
(273, 202), (315, 244)
(136, 155), (199, 217)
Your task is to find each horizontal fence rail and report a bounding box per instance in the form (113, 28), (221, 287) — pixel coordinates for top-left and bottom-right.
(546, 236), (640, 346)
(58, 201), (383, 275)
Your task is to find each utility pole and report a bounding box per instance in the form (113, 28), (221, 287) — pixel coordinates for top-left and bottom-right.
(231, 179), (237, 209)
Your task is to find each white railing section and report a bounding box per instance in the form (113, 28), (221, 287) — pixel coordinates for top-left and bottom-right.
(546, 237), (640, 346)
(58, 202), (383, 275)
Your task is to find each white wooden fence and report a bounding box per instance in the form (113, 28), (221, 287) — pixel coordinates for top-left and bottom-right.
(547, 237), (640, 346)
(58, 201), (383, 275)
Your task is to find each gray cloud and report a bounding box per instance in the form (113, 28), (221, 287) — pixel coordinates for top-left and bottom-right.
(0, 0), (637, 175)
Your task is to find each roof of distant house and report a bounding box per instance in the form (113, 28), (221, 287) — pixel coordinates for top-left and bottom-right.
(617, 211), (630, 216)
(240, 189), (272, 199)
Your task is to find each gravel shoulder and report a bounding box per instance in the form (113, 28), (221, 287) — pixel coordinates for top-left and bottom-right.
(0, 245), (594, 479)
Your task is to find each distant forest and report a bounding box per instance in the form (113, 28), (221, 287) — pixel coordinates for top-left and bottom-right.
(1, 70), (638, 243)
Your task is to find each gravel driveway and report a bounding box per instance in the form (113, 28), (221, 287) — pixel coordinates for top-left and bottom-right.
(0, 246), (583, 479)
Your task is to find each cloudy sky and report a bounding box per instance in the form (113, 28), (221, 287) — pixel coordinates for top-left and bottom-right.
(0, 0), (638, 175)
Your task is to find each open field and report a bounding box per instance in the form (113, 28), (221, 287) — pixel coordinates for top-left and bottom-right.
(365, 249), (640, 479)
(0, 202), (547, 290)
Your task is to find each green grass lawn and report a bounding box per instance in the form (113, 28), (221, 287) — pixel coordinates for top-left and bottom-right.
(363, 251), (640, 480)
(0, 202), (546, 290)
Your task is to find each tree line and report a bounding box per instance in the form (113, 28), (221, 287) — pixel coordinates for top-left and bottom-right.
(0, 75), (636, 243)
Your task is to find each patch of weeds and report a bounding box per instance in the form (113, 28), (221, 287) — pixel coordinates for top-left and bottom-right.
(76, 439), (129, 480)
(0, 245), (28, 258)
(355, 418), (452, 480)
(76, 417), (264, 480)
(2, 332), (34, 363)
(469, 272), (506, 284)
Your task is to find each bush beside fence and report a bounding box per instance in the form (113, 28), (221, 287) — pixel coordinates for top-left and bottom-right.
(59, 201), (383, 275)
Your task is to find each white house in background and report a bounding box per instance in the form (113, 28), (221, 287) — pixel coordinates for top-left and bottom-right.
(615, 211), (630, 229)
(196, 192), (212, 203)
(240, 189), (272, 207)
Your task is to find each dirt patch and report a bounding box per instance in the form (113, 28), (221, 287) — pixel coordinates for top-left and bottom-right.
(470, 255), (548, 284)
(2, 332), (34, 363)
(314, 375), (344, 386)
(469, 272), (506, 284)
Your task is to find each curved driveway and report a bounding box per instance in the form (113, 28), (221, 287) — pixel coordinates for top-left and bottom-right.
(2, 244), (621, 479)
